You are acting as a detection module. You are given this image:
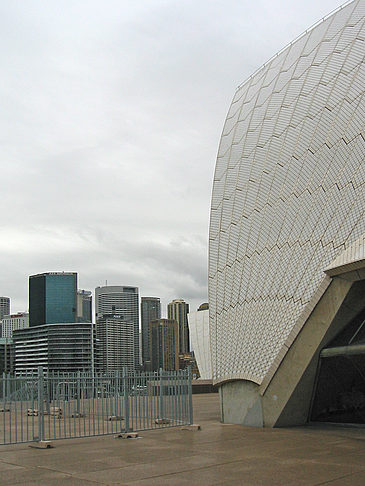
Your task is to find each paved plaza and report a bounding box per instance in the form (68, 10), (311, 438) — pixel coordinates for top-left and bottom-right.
(1, 394), (365, 485)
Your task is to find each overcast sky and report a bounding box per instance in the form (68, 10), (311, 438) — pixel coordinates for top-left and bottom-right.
(0, 0), (343, 317)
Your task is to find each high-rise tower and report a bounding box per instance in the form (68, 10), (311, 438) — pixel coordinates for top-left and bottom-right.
(141, 297), (161, 369)
(150, 318), (179, 371)
(95, 286), (139, 369)
(167, 299), (190, 354)
(29, 272), (77, 326)
(77, 290), (92, 322)
(96, 315), (134, 372)
(0, 297), (10, 320)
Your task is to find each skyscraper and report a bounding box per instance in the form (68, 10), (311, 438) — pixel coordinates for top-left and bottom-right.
(0, 338), (14, 374)
(150, 319), (179, 371)
(95, 286), (139, 369)
(96, 315), (134, 372)
(0, 297), (10, 320)
(77, 290), (92, 322)
(141, 297), (161, 369)
(167, 299), (190, 354)
(29, 272), (77, 326)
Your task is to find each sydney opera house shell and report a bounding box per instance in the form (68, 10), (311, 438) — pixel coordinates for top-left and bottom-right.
(209, 0), (365, 426)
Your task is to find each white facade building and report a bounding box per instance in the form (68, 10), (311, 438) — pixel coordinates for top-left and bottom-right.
(95, 286), (139, 369)
(209, 0), (365, 426)
(96, 316), (135, 372)
(2, 313), (29, 338)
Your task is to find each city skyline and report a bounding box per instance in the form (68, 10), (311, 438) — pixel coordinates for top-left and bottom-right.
(0, 0), (342, 315)
(2, 271), (197, 373)
(1, 273), (198, 320)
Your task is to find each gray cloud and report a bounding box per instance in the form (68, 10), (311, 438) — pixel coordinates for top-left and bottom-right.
(0, 0), (341, 315)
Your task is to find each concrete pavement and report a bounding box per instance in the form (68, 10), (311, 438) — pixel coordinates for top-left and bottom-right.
(1, 394), (365, 485)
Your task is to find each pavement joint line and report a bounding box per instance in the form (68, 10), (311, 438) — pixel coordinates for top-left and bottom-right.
(32, 454), (263, 483)
(26, 466), (109, 485)
(192, 435), (365, 450)
(313, 470), (364, 485)
(0, 460), (29, 468)
(310, 462), (365, 470)
(78, 456), (270, 483)
(3, 472), (71, 486)
(12, 475), (108, 486)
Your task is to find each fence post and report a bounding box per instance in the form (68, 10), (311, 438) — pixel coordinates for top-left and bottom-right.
(6, 373), (10, 402)
(76, 370), (81, 414)
(45, 371), (50, 416)
(159, 368), (164, 420)
(2, 372), (5, 402)
(37, 366), (45, 441)
(114, 370), (119, 417)
(188, 366), (193, 425)
(123, 367), (129, 432)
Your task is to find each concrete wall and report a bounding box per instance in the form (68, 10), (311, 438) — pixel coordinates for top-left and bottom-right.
(219, 275), (365, 427)
(220, 381), (263, 427)
(265, 277), (365, 427)
(262, 277), (353, 427)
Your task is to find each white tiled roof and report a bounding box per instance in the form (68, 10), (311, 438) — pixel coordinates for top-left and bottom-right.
(209, 0), (365, 385)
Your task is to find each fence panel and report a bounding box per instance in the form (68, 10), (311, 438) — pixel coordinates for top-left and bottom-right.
(0, 368), (192, 445)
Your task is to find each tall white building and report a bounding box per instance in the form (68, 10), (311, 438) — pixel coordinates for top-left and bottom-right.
(2, 313), (29, 338)
(95, 286), (139, 369)
(96, 316), (134, 372)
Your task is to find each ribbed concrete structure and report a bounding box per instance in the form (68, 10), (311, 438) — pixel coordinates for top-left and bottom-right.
(209, 0), (365, 386)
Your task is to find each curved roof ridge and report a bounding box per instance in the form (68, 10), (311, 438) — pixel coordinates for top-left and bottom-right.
(325, 234), (365, 276)
(236, 0), (356, 91)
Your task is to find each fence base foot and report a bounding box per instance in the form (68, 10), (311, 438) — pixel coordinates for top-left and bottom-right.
(29, 441), (53, 449)
(155, 418), (170, 425)
(107, 415), (124, 421)
(181, 424), (201, 431)
(115, 432), (139, 439)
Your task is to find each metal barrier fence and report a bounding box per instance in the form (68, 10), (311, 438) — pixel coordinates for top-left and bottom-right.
(0, 367), (193, 445)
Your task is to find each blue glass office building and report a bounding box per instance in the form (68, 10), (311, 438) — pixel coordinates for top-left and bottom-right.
(29, 272), (77, 326)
